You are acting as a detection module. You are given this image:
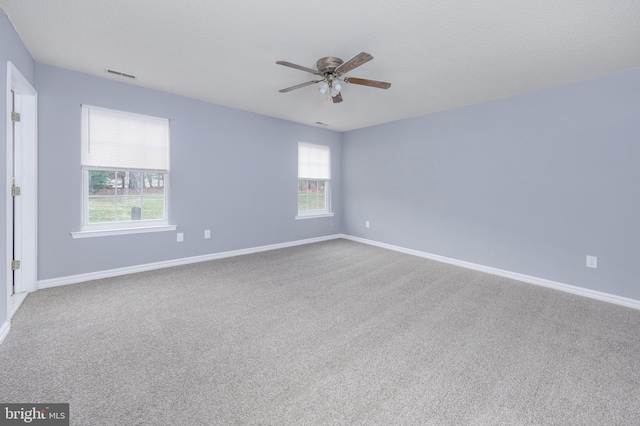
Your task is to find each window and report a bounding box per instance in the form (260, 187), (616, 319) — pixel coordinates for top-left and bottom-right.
(73, 105), (174, 237)
(297, 142), (334, 219)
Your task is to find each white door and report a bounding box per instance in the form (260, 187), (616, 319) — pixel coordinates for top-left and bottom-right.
(11, 89), (23, 296)
(6, 61), (37, 319)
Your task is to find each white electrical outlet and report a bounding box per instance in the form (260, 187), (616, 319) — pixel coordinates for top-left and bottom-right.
(204, 230), (211, 239)
(586, 255), (597, 269)
(177, 232), (184, 242)
(366, 221), (370, 228)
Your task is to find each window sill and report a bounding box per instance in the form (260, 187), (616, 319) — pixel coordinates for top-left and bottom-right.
(71, 224), (177, 239)
(295, 212), (335, 220)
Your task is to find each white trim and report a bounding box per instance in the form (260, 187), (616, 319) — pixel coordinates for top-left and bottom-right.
(71, 224), (177, 239)
(9, 291), (27, 318)
(39, 234), (342, 289)
(295, 212), (335, 220)
(341, 234), (640, 311)
(5, 64), (12, 319)
(0, 321), (10, 345)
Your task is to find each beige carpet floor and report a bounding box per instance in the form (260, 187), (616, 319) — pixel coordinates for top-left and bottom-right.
(1, 239), (639, 425)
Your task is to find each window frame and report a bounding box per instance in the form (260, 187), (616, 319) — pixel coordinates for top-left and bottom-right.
(71, 106), (175, 239)
(296, 142), (334, 220)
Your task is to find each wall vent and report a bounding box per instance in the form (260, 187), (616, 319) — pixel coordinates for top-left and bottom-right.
(106, 69), (137, 79)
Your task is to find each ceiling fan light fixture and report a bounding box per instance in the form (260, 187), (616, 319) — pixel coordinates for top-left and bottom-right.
(318, 81), (329, 94)
(333, 81), (342, 92)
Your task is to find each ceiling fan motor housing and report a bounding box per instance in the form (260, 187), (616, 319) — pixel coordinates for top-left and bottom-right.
(316, 57), (344, 75)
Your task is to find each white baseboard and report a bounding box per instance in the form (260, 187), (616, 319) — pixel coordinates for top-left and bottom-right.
(0, 321), (10, 345)
(341, 234), (640, 311)
(35, 232), (640, 310)
(38, 234), (342, 289)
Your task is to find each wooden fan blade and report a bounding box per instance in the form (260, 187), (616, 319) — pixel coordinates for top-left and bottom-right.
(332, 92), (343, 103)
(279, 80), (322, 93)
(276, 61), (323, 76)
(335, 52), (373, 75)
(345, 77), (391, 89)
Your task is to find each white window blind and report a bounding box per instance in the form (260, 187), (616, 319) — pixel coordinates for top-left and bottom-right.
(298, 142), (330, 179)
(81, 105), (169, 171)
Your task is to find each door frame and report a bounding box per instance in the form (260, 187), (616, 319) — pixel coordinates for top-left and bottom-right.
(5, 61), (37, 320)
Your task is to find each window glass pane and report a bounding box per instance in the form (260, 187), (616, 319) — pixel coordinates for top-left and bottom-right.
(309, 181), (318, 210)
(88, 196), (116, 223)
(142, 173), (165, 220)
(298, 179), (308, 211)
(143, 196), (164, 220)
(142, 173), (165, 194)
(317, 181), (326, 210)
(88, 170), (115, 196)
(119, 171), (142, 197)
(117, 194), (143, 221)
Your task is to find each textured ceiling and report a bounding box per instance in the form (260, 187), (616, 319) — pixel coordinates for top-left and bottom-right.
(1, 1), (640, 132)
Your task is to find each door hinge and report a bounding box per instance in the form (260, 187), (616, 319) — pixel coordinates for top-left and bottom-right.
(11, 111), (21, 122)
(11, 260), (20, 270)
(11, 185), (21, 197)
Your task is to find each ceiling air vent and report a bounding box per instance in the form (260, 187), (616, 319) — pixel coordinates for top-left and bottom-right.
(315, 122), (329, 127)
(106, 69), (137, 79)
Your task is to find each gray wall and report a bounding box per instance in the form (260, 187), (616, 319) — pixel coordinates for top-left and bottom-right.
(4, 3), (640, 320)
(343, 67), (640, 301)
(0, 11), (35, 324)
(37, 64), (341, 280)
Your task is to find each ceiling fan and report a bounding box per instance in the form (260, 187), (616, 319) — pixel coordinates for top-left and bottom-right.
(276, 52), (391, 103)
